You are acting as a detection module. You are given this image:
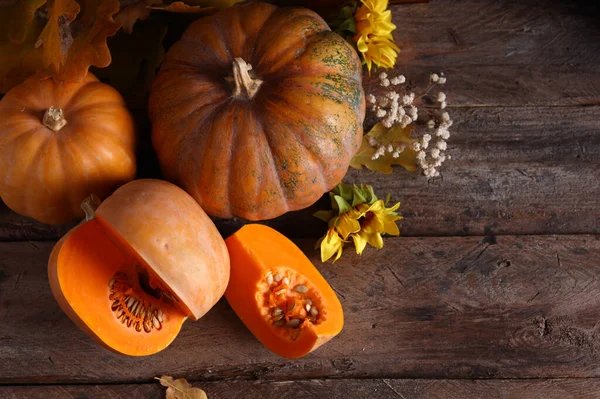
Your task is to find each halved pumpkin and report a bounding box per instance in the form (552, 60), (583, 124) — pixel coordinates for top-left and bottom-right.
(48, 179), (230, 356)
(225, 224), (343, 358)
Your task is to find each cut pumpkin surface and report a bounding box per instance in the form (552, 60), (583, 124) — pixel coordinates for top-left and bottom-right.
(225, 224), (343, 358)
(49, 218), (187, 356)
(48, 179), (230, 356)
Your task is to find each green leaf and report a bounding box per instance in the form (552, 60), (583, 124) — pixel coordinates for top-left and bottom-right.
(313, 210), (334, 223)
(333, 195), (353, 215)
(350, 123), (419, 174)
(385, 192), (391, 206)
(351, 185), (367, 207)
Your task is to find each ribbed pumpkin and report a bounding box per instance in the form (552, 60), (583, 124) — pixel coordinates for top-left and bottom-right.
(0, 73), (136, 225)
(149, 2), (365, 220)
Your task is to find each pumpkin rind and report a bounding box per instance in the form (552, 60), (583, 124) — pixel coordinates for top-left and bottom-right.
(149, 2), (365, 221)
(48, 179), (231, 356)
(0, 73), (136, 225)
(225, 224), (344, 358)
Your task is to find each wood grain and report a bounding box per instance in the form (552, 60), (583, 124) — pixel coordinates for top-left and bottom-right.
(2, 378), (600, 399)
(1, 235), (599, 383)
(365, 0), (600, 107)
(3, 104), (597, 240)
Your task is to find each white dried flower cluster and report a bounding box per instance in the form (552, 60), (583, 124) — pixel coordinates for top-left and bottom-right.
(367, 72), (416, 129)
(369, 141), (407, 160)
(416, 109), (453, 177)
(366, 71), (453, 177)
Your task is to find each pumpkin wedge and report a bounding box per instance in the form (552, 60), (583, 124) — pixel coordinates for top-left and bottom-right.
(48, 179), (230, 356)
(225, 224), (343, 358)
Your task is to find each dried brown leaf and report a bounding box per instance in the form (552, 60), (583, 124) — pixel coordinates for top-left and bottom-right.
(48, 0), (121, 82)
(150, 1), (217, 13)
(114, 0), (160, 33)
(0, 1), (47, 92)
(156, 376), (208, 399)
(37, 0), (80, 73)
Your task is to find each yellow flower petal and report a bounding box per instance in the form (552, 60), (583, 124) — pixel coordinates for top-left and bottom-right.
(320, 227), (344, 262)
(367, 232), (384, 248)
(351, 231), (369, 255)
(353, 0), (399, 73)
(337, 212), (361, 239)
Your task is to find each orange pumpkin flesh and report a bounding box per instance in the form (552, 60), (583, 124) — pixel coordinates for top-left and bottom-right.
(0, 72), (136, 225)
(225, 224), (343, 358)
(48, 179), (230, 356)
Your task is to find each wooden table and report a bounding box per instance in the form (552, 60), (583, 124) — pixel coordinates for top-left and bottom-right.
(1, 0), (600, 397)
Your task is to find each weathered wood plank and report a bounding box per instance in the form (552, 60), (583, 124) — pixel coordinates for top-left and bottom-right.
(2, 378), (600, 399)
(1, 235), (599, 383)
(366, 0), (600, 107)
(2, 105), (597, 240)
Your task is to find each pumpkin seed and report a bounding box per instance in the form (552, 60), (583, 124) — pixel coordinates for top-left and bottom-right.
(108, 279), (116, 288)
(287, 318), (302, 328)
(288, 300), (296, 312)
(126, 318), (133, 328)
(305, 304), (312, 312)
(293, 284), (308, 294)
(275, 288), (286, 295)
(310, 306), (319, 316)
(152, 316), (162, 330)
(143, 320), (152, 333)
(266, 272), (274, 285)
(291, 330), (300, 341)
(126, 297), (136, 309)
(273, 273), (283, 282)
(282, 277), (290, 286)
(273, 314), (284, 322)
(272, 308), (283, 317)
(134, 321), (142, 332)
(303, 299), (312, 305)
(157, 308), (164, 323)
(274, 320), (285, 327)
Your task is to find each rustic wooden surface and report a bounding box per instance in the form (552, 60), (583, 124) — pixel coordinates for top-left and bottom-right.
(1, 0), (599, 397)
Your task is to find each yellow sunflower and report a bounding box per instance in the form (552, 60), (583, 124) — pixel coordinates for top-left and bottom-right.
(353, 0), (399, 73)
(352, 199), (401, 254)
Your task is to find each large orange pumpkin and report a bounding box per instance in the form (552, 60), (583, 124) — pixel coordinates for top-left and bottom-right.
(149, 2), (365, 221)
(48, 179), (230, 356)
(0, 73), (136, 225)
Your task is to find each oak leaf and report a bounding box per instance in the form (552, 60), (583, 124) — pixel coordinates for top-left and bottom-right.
(1, 0), (121, 92)
(350, 123), (419, 174)
(0, 0), (46, 92)
(114, 0), (160, 33)
(156, 376), (208, 399)
(48, 0), (122, 82)
(150, 1), (218, 13)
(37, 0), (80, 73)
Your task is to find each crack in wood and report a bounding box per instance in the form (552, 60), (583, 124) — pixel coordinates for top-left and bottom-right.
(382, 379), (408, 399)
(387, 267), (405, 288)
(527, 292), (540, 304)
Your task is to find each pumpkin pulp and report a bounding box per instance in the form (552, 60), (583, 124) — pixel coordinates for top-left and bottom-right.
(225, 224), (343, 358)
(48, 215), (187, 356)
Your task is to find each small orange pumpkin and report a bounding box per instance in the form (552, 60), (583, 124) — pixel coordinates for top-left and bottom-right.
(48, 179), (230, 356)
(149, 2), (365, 221)
(225, 224), (343, 358)
(0, 73), (136, 225)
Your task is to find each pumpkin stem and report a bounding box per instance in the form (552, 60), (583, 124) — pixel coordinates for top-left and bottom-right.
(231, 57), (263, 99)
(43, 106), (67, 132)
(81, 194), (101, 222)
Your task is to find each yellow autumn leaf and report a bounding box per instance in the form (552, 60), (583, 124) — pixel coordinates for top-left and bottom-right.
(156, 376), (208, 399)
(350, 123), (418, 174)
